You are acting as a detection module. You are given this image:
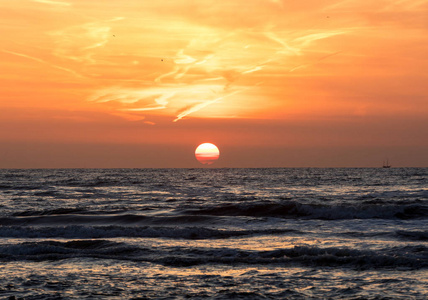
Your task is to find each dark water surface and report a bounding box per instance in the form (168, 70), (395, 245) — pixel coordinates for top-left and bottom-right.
(0, 168), (427, 299)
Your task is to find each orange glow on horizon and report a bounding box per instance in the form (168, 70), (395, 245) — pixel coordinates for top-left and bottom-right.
(0, 0), (427, 167)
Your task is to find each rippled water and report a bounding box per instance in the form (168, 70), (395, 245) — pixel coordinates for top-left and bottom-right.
(0, 168), (427, 299)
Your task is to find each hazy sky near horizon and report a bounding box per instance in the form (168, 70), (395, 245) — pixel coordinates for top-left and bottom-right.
(1, 0), (427, 168)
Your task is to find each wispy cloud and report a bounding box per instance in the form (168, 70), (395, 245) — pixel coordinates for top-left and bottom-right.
(82, 4), (353, 122)
(124, 92), (175, 112)
(324, 0), (428, 12)
(32, 0), (71, 6)
(49, 18), (123, 63)
(264, 32), (301, 55)
(269, 0), (284, 8)
(289, 51), (342, 72)
(155, 48), (213, 83)
(242, 66), (263, 74)
(322, 0), (356, 11)
(90, 23), (348, 122)
(1, 49), (83, 78)
(382, 0), (428, 10)
(89, 87), (171, 111)
(173, 90), (240, 122)
(293, 31), (346, 47)
(89, 82), (247, 122)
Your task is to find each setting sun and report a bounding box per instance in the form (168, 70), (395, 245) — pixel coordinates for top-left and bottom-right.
(195, 143), (220, 165)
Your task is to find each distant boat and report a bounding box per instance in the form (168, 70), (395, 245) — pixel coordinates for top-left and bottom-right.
(383, 159), (391, 168)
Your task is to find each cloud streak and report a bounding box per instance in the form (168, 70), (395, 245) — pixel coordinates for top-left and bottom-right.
(15, 0), (372, 122)
(32, 0), (71, 6)
(89, 22), (349, 122)
(173, 90), (241, 122)
(289, 51), (342, 72)
(89, 87), (172, 111)
(90, 83), (240, 122)
(293, 31), (346, 47)
(49, 18), (123, 63)
(1, 49), (83, 78)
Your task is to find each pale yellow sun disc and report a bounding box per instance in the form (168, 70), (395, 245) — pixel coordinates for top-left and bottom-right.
(195, 143), (220, 165)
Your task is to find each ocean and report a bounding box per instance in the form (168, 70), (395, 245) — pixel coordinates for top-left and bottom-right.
(0, 168), (426, 299)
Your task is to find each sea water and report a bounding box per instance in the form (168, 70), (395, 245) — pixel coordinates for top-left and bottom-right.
(0, 168), (426, 299)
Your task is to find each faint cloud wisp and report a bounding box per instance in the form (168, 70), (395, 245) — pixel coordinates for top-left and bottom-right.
(32, 0), (71, 6)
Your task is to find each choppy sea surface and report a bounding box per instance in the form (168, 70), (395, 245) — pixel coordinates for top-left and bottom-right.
(0, 168), (427, 299)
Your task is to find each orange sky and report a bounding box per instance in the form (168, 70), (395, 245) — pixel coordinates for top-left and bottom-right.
(0, 0), (427, 168)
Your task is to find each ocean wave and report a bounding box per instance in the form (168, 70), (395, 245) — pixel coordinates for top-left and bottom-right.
(13, 208), (91, 216)
(2, 200), (427, 228)
(137, 244), (428, 269)
(0, 225), (299, 239)
(337, 230), (428, 242)
(1, 241), (426, 270)
(395, 230), (428, 241)
(5, 201), (426, 225)
(0, 239), (141, 261)
(183, 201), (428, 220)
(0, 214), (218, 226)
